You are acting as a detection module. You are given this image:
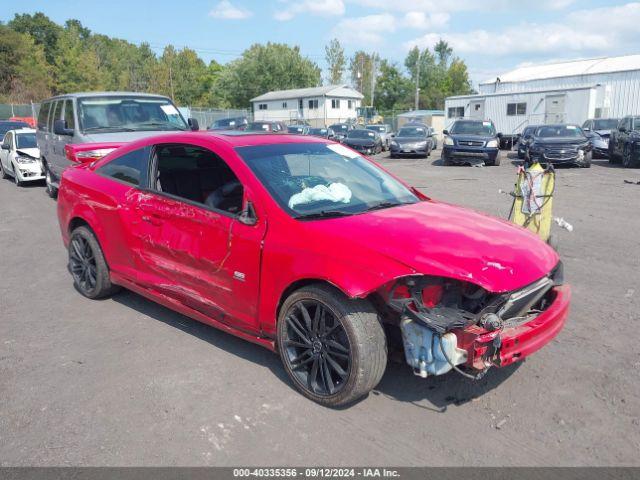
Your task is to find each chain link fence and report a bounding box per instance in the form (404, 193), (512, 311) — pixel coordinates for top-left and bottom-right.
(0, 103), (38, 120)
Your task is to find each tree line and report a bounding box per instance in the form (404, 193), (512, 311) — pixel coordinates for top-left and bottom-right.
(0, 12), (473, 111)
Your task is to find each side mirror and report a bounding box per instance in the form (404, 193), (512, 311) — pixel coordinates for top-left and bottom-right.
(390, 133), (395, 138)
(619, 126), (627, 133)
(238, 201), (258, 226)
(583, 127), (591, 132)
(188, 118), (200, 131)
(1, 144), (9, 150)
(497, 132), (503, 138)
(54, 119), (73, 136)
(442, 129), (449, 135)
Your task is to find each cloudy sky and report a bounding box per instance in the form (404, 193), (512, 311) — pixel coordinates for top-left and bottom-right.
(3, 0), (639, 86)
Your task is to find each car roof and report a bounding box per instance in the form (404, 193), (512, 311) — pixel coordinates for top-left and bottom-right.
(201, 131), (329, 147)
(41, 91), (172, 101)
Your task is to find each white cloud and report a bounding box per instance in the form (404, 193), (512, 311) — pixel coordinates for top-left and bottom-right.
(403, 11), (450, 29)
(404, 2), (640, 57)
(209, 0), (252, 19)
(275, 0), (345, 21)
(332, 13), (396, 45)
(349, 0), (575, 12)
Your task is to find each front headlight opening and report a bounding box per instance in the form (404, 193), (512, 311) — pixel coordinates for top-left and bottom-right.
(15, 156), (36, 164)
(444, 136), (454, 146)
(486, 140), (499, 148)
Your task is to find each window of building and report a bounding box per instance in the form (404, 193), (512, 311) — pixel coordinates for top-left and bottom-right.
(348, 100), (353, 109)
(98, 147), (150, 187)
(507, 102), (527, 116)
(258, 104), (268, 110)
(299, 99), (303, 110)
(447, 106), (465, 118)
(282, 102), (288, 109)
(331, 99), (341, 109)
(308, 99), (319, 109)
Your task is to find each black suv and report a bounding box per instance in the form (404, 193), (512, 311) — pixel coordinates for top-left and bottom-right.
(441, 119), (501, 166)
(527, 124), (592, 168)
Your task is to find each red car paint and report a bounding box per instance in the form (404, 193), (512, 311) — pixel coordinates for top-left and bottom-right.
(57, 132), (569, 367)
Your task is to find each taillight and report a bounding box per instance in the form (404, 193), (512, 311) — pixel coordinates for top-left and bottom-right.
(65, 146), (116, 163)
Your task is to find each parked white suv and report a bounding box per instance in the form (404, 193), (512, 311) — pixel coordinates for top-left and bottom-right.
(36, 92), (199, 198)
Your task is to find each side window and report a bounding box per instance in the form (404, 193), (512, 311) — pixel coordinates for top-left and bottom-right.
(64, 100), (75, 131)
(50, 101), (63, 131)
(97, 147), (149, 187)
(37, 102), (51, 131)
(2, 133), (12, 149)
(152, 144), (244, 215)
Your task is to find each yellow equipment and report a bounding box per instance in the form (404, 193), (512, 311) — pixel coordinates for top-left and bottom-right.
(509, 161), (556, 243)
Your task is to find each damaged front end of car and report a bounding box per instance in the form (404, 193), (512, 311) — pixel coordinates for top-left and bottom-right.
(377, 262), (569, 380)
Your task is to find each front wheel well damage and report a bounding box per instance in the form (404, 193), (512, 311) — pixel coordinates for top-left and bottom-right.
(68, 216), (92, 235)
(276, 279), (353, 321)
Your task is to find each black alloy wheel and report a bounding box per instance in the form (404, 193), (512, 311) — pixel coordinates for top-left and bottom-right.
(282, 299), (351, 397)
(69, 234), (98, 294)
(277, 284), (387, 407)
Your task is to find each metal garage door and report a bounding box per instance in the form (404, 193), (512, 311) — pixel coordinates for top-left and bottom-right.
(545, 95), (565, 124)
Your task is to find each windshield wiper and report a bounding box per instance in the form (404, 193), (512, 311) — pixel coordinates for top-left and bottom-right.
(83, 126), (136, 132)
(363, 201), (410, 212)
(295, 210), (354, 220)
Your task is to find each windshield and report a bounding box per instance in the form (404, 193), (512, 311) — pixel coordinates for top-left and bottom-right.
(536, 125), (585, 138)
(366, 125), (386, 133)
(309, 128), (327, 135)
(450, 121), (496, 136)
(330, 124), (348, 132)
(347, 130), (376, 139)
(592, 119), (618, 130)
(236, 142), (418, 218)
(16, 133), (37, 149)
(78, 96), (187, 133)
(288, 126), (307, 134)
(397, 127), (426, 137)
(247, 123), (274, 132)
(633, 118), (640, 131)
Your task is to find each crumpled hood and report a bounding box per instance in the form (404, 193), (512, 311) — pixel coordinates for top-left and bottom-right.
(304, 201), (559, 293)
(16, 148), (40, 159)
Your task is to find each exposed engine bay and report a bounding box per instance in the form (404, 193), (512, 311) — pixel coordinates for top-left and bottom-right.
(381, 262), (564, 379)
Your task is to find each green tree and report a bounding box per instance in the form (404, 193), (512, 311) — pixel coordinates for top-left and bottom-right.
(54, 23), (102, 93)
(434, 40), (453, 67)
(373, 60), (412, 111)
(349, 51), (374, 104)
(8, 12), (62, 64)
(0, 25), (51, 102)
(325, 38), (345, 85)
(218, 43), (321, 108)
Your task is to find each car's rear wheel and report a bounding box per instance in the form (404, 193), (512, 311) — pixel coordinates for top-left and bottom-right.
(277, 284), (387, 407)
(68, 226), (120, 299)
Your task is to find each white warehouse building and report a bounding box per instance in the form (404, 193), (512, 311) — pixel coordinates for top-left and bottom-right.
(444, 54), (640, 141)
(251, 85), (363, 127)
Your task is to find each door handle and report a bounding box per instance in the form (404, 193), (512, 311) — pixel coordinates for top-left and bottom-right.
(141, 215), (163, 226)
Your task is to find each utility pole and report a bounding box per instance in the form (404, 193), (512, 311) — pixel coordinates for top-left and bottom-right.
(415, 51), (421, 111)
(370, 54), (377, 108)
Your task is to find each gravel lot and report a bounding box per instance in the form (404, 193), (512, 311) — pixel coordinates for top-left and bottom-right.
(1, 148), (639, 466)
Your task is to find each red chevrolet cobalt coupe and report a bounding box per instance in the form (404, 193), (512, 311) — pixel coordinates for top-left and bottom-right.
(57, 132), (570, 406)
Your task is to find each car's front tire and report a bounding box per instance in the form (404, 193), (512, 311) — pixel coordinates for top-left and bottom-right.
(0, 161), (8, 179)
(12, 164), (23, 186)
(623, 144), (639, 168)
(277, 284), (387, 407)
(68, 226), (120, 299)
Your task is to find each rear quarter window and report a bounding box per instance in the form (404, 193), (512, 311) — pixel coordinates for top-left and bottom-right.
(97, 147), (150, 187)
